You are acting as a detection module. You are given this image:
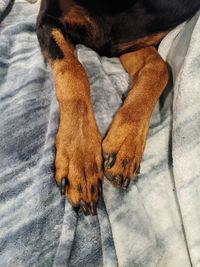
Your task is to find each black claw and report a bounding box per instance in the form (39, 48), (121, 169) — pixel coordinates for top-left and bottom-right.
(122, 179), (130, 189)
(104, 153), (116, 169)
(114, 175), (123, 186)
(73, 206), (80, 215)
(105, 173), (113, 182)
(98, 179), (103, 195)
(60, 177), (69, 195)
(90, 201), (97, 216)
(136, 165), (141, 174)
(80, 200), (89, 216)
(121, 93), (126, 102)
(81, 207), (89, 216)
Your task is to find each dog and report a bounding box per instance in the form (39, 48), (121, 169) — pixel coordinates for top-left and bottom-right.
(36, 0), (200, 216)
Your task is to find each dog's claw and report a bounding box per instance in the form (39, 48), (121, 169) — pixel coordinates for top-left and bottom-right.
(80, 200), (89, 216)
(122, 179), (130, 189)
(104, 153), (116, 169)
(115, 175), (123, 186)
(105, 173), (113, 182)
(60, 177), (69, 195)
(136, 165), (141, 174)
(90, 201), (97, 216)
(98, 178), (103, 194)
(73, 206), (80, 215)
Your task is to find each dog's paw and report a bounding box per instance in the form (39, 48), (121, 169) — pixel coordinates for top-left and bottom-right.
(102, 109), (149, 189)
(55, 115), (103, 216)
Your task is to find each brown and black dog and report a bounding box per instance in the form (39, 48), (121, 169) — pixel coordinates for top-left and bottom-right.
(36, 0), (200, 215)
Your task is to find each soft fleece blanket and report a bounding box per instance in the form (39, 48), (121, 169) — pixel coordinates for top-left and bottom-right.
(0, 1), (200, 266)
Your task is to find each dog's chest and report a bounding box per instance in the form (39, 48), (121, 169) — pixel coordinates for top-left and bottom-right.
(61, 5), (113, 55)
(60, 1), (155, 56)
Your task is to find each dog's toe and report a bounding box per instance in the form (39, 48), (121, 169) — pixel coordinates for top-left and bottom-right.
(102, 113), (146, 189)
(104, 153), (116, 169)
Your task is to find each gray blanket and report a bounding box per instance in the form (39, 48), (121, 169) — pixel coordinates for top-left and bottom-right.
(0, 0), (200, 266)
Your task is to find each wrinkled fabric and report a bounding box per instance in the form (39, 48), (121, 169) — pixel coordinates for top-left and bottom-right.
(0, 1), (200, 266)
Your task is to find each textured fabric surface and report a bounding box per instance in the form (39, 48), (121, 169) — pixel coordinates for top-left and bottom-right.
(0, 1), (200, 266)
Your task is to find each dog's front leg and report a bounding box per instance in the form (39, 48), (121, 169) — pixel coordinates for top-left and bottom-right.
(36, 17), (103, 215)
(103, 47), (169, 188)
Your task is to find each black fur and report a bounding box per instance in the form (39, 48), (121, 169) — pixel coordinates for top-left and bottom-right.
(36, 0), (200, 59)
(36, 16), (66, 59)
(49, 36), (64, 60)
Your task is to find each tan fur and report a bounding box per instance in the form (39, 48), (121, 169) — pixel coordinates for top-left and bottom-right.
(103, 47), (169, 186)
(48, 29), (103, 206)
(40, 15), (169, 205)
(115, 32), (168, 54)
